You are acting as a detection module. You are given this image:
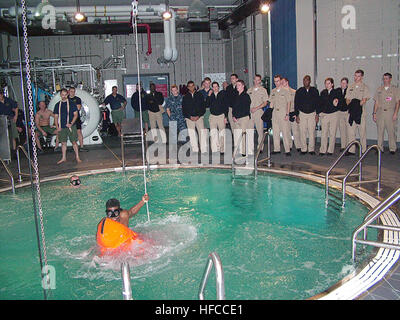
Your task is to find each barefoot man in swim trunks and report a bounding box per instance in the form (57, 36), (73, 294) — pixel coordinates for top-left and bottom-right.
(53, 88), (82, 164)
(34, 101), (58, 152)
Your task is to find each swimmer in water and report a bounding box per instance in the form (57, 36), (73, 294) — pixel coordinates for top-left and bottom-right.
(70, 175), (81, 188)
(105, 194), (149, 227)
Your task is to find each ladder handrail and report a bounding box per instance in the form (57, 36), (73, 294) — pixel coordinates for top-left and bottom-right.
(16, 145), (34, 182)
(342, 145), (381, 205)
(254, 130), (271, 178)
(325, 140), (362, 200)
(351, 187), (400, 261)
(198, 252), (225, 300)
(121, 129), (149, 174)
(232, 133), (245, 176)
(121, 262), (133, 300)
(0, 159), (15, 194)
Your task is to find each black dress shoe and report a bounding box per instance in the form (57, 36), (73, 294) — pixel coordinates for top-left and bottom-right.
(271, 151), (280, 155)
(285, 152), (291, 157)
(390, 151), (395, 155)
(309, 151), (315, 155)
(319, 153), (325, 156)
(297, 148), (301, 152)
(327, 152), (333, 156)
(345, 151), (355, 156)
(301, 151), (306, 155)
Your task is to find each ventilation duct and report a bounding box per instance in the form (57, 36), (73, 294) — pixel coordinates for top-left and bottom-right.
(187, 0), (208, 21)
(53, 17), (72, 35)
(176, 18), (191, 33)
(158, 9), (178, 64)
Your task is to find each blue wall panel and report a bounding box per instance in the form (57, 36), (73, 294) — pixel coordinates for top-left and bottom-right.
(270, 0), (298, 89)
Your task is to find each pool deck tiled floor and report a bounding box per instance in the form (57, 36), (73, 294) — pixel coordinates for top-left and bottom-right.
(1, 132), (399, 300)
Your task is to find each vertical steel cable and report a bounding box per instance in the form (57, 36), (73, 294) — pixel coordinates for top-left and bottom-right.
(132, 1), (150, 222)
(20, 0), (50, 298)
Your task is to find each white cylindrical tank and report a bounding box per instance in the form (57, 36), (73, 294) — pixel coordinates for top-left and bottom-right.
(48, 88), (101, 139)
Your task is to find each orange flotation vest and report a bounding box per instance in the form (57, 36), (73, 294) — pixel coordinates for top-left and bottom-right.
(96, 217), (143, 256)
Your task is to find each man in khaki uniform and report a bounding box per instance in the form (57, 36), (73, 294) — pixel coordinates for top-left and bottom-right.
(345, 69), (371, 154)
(373, 72), (399, 154)
(281, 77), (301, 151)
(269, 75), (291, 155)
(247, 74), (269, 151)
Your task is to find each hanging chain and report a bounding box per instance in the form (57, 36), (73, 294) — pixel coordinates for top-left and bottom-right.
(20, 0), (50, 286)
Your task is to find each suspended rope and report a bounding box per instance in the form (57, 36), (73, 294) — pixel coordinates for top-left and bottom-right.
(19, 0), (50, 299)
(131, 0), (150, 222)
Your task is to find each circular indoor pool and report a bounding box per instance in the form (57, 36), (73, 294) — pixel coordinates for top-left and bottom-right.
(0, 168), (376, 300)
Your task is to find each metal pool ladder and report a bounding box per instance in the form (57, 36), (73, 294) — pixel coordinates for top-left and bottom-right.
(254, 130), (271, 178)
(232, 133), (250, 177)
(325, 141), (381, 206)
(232, 129), (271, 178)
(16, 145), (35, 182)
(198, 252), (225, 300)
(352, 187), (400, 261)
(121, 118), (149, 174)
(121, 262), (133, 300)
(341, 145), (381, 205)
(0, 158), (15, 194)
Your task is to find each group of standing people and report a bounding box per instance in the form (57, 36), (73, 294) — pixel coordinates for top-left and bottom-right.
(2, 69), (398, 164)
(0, 86), (90, 163)
(289, 69), (399, 156)
(130, 74), (267, 155)
(128, 70), (399, 157)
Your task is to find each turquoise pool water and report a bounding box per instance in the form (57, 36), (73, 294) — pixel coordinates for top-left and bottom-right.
(0, 168), (374, 300)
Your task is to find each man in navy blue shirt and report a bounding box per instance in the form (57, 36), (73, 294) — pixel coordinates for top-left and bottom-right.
(0, 90), (19, 151)
(101, 86), (127, 137)
(198, 77), (212, 128)
(53, 88), (81, 164)
(68, 87), (88, 152)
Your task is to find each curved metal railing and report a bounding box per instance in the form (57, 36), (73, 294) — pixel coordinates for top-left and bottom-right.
(325, 140), (362, 202)
(254, 129), (271, 178)
(352, 187), (400, 261)
(198, 252), (225, 300)
(0, 159), (15, 194)
(16, 145), (35, 183)
(342, 145), (381, 206)
(121, 262), (133, 300)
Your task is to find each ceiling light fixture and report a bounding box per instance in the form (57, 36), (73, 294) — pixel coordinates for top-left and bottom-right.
(74, 0), (86, 22)
(74, 12), (86, 22)
(162, 10), (172, 20)
(260, 3), (270, 14)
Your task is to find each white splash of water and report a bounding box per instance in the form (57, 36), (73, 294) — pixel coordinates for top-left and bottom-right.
(51, 214), (198, 282)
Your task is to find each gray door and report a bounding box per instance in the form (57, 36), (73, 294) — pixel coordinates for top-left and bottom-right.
(123, 74), (170, 127)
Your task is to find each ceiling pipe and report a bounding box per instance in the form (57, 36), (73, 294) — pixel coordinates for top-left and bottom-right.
(218, 0), (276, 30)
(5, 5), (166, 15)
(163, 14), (172, 61)
(138, 23), (152, 56)
(170, 10), (178, 62)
